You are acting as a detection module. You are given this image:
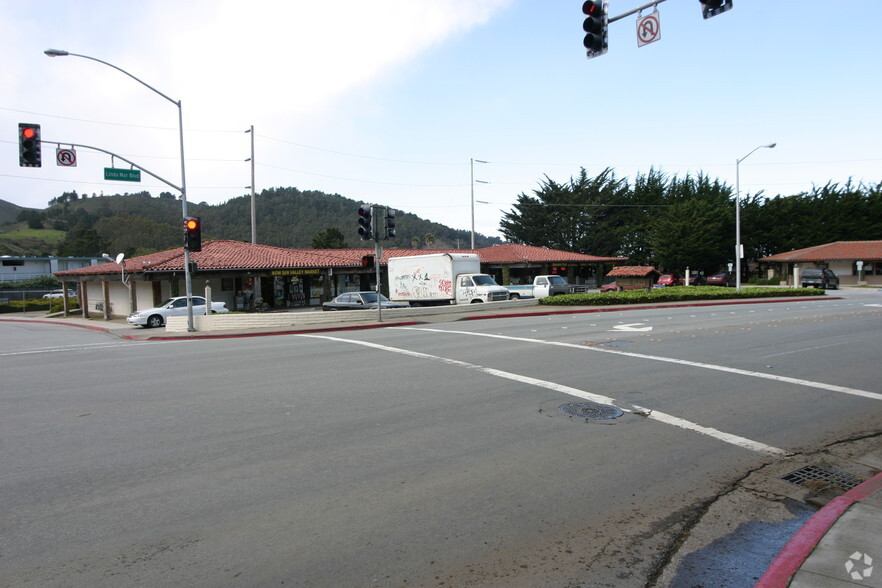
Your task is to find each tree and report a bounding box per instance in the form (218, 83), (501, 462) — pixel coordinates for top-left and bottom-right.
(18, 209), (43, 229)
(56, 223), (108, 257)
(501, 168), (630, 256)
(310, 227), (348, 249)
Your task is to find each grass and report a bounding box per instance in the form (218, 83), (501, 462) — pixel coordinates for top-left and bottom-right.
(0, 226), (66, 242)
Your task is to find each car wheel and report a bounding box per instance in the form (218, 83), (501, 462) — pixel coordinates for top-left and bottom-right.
(146, 314), (164, 328)
(509, 293), (521, 300)
(470, 299), (484, 303)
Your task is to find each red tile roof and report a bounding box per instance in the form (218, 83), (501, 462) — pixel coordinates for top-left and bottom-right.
(760, 241), (882, 262)
(606, 265), (660, 277)
(478, 243), (626, 264)
(55, 240), (626, 277)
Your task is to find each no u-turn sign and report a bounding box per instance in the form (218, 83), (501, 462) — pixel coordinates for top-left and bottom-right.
(637, 11), (661, 47)
(56, 147), (77, 167)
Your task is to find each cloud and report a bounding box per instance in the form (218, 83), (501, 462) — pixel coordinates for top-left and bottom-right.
(153, 0), (512, 123)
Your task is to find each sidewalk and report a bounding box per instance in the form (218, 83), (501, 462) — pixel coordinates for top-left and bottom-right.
(757, 464), (882, 587)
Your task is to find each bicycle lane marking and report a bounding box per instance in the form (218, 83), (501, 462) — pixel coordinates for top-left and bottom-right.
(299, 333), (789, 457)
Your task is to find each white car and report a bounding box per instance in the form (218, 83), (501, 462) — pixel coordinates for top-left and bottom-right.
(127, 296), (229, 328)
(43, 289), (77, 299)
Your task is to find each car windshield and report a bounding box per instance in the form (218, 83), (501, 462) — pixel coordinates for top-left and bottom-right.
(548, 276), (567, 285)
(801, 269), (822, 277)
(472, 275), (499, 286)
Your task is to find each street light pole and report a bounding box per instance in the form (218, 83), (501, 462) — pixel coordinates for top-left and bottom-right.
(45, 49), (195, 331)
(735, 142), (776, 290)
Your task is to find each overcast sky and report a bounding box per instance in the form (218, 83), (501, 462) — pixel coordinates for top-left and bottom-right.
(2, 0), (880, 239)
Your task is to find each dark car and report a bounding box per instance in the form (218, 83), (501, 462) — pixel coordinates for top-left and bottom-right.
(706, 273), (735, 287)
(800, 268), (839, 289)
(688, 272), (707, 286)
(322, 291), (408, 311)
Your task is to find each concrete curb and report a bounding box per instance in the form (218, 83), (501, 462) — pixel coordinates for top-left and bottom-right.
(756, 470), (882, 587)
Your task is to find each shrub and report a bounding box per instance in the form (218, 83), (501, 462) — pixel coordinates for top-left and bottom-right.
(539, 285), (825, 306)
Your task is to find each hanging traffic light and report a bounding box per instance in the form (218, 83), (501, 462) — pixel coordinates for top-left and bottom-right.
(357, 204), (373, 241)
(361, 255), (375, 269)
(582, 0), (608, 58)
(184, 217), (202, 252)
(384, 208), (396, 239)
(700, 0), (733, 19)
(18, 123), (42, 167)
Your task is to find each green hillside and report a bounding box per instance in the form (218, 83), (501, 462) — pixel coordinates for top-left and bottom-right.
(0, 189), (502, 257)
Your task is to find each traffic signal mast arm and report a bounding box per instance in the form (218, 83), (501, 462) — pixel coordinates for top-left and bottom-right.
(37, 138), (183, 193)
(606, 0), (669, 24)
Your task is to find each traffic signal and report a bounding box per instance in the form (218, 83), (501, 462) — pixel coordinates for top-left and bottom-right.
(700, 0), (733, 19)
(357, 204), (373, 241)
(361, 255), (375, 269)
(184, 216), (202, 252)
(384, 208), (396, 239)
(18, 123), (41, 167)
(582, 0), (608, 58)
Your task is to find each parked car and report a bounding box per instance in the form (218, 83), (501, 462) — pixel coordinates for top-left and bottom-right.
(687, 272), (707, 286)
(322, 291), (408, 311)
(600, 280), (646, 293)
(655, 273), (684, 287)
(705, 273), (735, 287)
(43, 289), (77, 299)
(127, 296), (229, 328)
(800, 268), (839, 289)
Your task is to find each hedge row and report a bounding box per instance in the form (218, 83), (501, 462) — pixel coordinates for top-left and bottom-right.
(539, 286), (826, 307)
(0, 298), (80, 314)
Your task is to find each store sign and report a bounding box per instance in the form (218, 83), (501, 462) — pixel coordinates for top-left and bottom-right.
(272, 269), (320, 276)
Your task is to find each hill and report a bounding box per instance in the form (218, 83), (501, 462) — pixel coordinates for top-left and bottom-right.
(0, 189), (502, 257)
(0, 199), (30, 225)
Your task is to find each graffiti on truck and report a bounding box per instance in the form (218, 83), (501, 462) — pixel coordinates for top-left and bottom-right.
(391, 267), (451, 300)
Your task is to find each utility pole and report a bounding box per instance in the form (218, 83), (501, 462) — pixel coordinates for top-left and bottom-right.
(246, 125), (256, 244)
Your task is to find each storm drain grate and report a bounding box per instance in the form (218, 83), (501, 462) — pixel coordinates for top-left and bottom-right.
(780, 465), (865, 491)
(558, 402), (624, 420)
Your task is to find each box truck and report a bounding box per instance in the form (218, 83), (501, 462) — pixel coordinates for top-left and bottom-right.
(387, 253), (509, 306)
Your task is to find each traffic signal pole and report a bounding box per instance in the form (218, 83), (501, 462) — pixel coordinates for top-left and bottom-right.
(374, 239), (383, 323)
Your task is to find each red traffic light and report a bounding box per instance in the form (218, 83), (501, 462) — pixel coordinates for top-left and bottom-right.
(184, 216), (202, 252)
(18, 123), (41, 167)
(582, 0), (602, 15)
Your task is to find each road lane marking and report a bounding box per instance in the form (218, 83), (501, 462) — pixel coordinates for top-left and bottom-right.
(399, 327), (882, 402)
(609, 323), (653, 332)
(299, 334), (789, 457)
(0, 340), (177, 357)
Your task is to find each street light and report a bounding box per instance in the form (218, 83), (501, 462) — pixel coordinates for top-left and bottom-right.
(45, 48), (195, 331)
(735, 142), (776, 290)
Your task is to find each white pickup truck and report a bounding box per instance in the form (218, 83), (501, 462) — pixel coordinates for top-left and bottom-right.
(505, 275), (587, 299)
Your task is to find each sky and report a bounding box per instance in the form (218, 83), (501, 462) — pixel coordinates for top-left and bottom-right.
(2, 0), (880, 241)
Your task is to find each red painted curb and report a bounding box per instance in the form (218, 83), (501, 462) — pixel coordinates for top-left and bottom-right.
(0, 317), (114, 333)
(756, 470), (882, 587)
(128, 320), (421, 341)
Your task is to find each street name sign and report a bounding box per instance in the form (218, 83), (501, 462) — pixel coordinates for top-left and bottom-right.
(104, 168), (141, 182)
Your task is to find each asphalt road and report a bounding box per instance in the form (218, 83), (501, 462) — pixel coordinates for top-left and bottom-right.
(2, 291), (881, 587)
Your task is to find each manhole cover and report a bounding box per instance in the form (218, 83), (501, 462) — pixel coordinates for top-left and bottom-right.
(558, 401), (624, 420)
(781, 465), (864, 491)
